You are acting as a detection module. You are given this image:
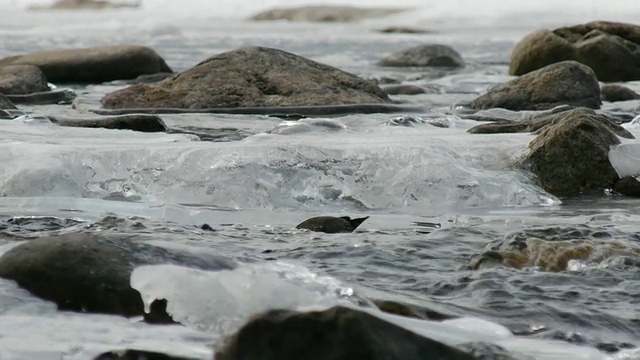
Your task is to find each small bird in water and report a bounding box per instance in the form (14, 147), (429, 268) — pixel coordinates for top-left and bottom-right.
(295, 216), (370, 233)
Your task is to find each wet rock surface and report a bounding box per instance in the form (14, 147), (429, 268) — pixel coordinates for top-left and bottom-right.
(0, 64), (50, 94)
(472, 61), (601, 111)
(48, 114), (168, 132)
(0, 93), (17, 109)
(0, 45), (172, 83)
(93, 349), (197, 360)
(102, 46), (391, 109)
(0, 233), (235, 316)
(510, 21), (640, 81)
(295, 216), (369, 233)
(382, 84), (426, 95)
(215, 306), (477, 360)
(601, 84), (640, 102)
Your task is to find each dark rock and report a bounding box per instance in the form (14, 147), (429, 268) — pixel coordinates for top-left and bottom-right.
(0, 45), (172, 83)
(510, 21), (640, 81)
(378, 44), (464, 67)
(468, 107), (632, 138)
(0, 65), (50, 94)
(378, 26), (432, 34)
(471, 61), (601, 111)
(215, 306), (477, 360)
(372, 299), (456, 321)
(458, 342), (527, 360)
(601, 84), (640, 102)
(102, 46), (390, 109)
(93, 349), (197, 360)
(48, 114), (167, 132)
(128, 72), (173, 84)
(296, 216), (369, 233)
(523, 108), (632, 197)
(250, 6), (405, 22)
(383, 84), (426, 95)
(6, 88), (76, 105)
(0, 93), (17, 110)
(0, 233), (235, 316)
(143, 299), (178, 325)
(613, 176), (640, 197)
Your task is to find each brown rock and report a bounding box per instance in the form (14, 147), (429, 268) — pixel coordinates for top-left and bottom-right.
(250, 6), (405, 22)
(0, 65), (50, 94)
(471, 61), (601, 111)
(378, 44), (464, 67)
(101, 46), (391, 109)
(601, 84), (640, 102)
(0, 45), (172, 83)
(48, 114), (167, 132)
(510, 21), (640, 81)
(524, 108), (629, 196)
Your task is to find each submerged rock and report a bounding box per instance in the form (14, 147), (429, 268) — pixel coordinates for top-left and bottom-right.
(0, 93), (17, 110)
(93, 349), (197, 360)
(48, 114), (167, 132)
(102, 46), (391, 109)
(510, 21), (640, 81)
(0, 233), (235, 317)
(601, 84), (640, 102)
(471, 61), (601, 111)
(523, 108), (632, 196)
(6, 88), (76, 105)
(0, 45), (172, 83)
(250, 6), (405, 22)
(0, 65), (50, 94)
(215, 306), (476, 360)
(382, 84), (426, 95)
(378, 44), (464, 67)
(378, 26), (432, 34)
(296, 216), (369, 233)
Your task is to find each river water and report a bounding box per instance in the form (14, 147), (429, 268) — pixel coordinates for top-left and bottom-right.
(0, 1), (639, 359)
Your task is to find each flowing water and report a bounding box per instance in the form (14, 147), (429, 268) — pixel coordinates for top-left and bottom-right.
(0, 0), (640, 359)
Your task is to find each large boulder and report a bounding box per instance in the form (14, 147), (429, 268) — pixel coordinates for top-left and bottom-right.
(471, 61), (601, 111)
(0, 65), (50, 94)
(250, 6), (405, 22)
(215, 306), (476, 360)
(378, 44), (464, 67)
(523, 108), (633, 197)
(0, 233), (235, 316)
(0, 45), (172, 83)
(101, 46), (391, 109)
(510, 21), (640, 81)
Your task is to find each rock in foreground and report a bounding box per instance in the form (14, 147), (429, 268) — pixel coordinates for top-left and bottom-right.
(216, 306), (476, 360)
(510, 21), (640, 81)
(471, 61), (601, 111)
(250, 6), (405, 22)
(0, 45), (172, 83)
(378, 44), (464, 67)
(102, 46), (391, 109)
(523, 108), (632, 197)
(0, 233), (235, 316)
(0, 65), (50, 94)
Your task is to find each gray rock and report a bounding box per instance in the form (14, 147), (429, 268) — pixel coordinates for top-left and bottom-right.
(48, 114), (167, 132)
(523, 108), (631, 196)
(378, 44), (464, 67)
(215, 306), (477, 360)
(383, 84), (426, 95)
(101, 46), (391, 109)
(601, 84), (640, 102)
(250, 6), (405, 22)
(471, 61), (601, 111)
(378, 26), (432, 34)
(5, 88), (76, 105)
(296, 216), (369, 233)
(0, 45), (172, 83)
(613, 176), (640, 197)
(0, 233), (235, 316)
(0, 93), (17, 110)
(510, 21), (640, 81)
(0, 65), (50, 94)
(28, 0), (140, 10)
